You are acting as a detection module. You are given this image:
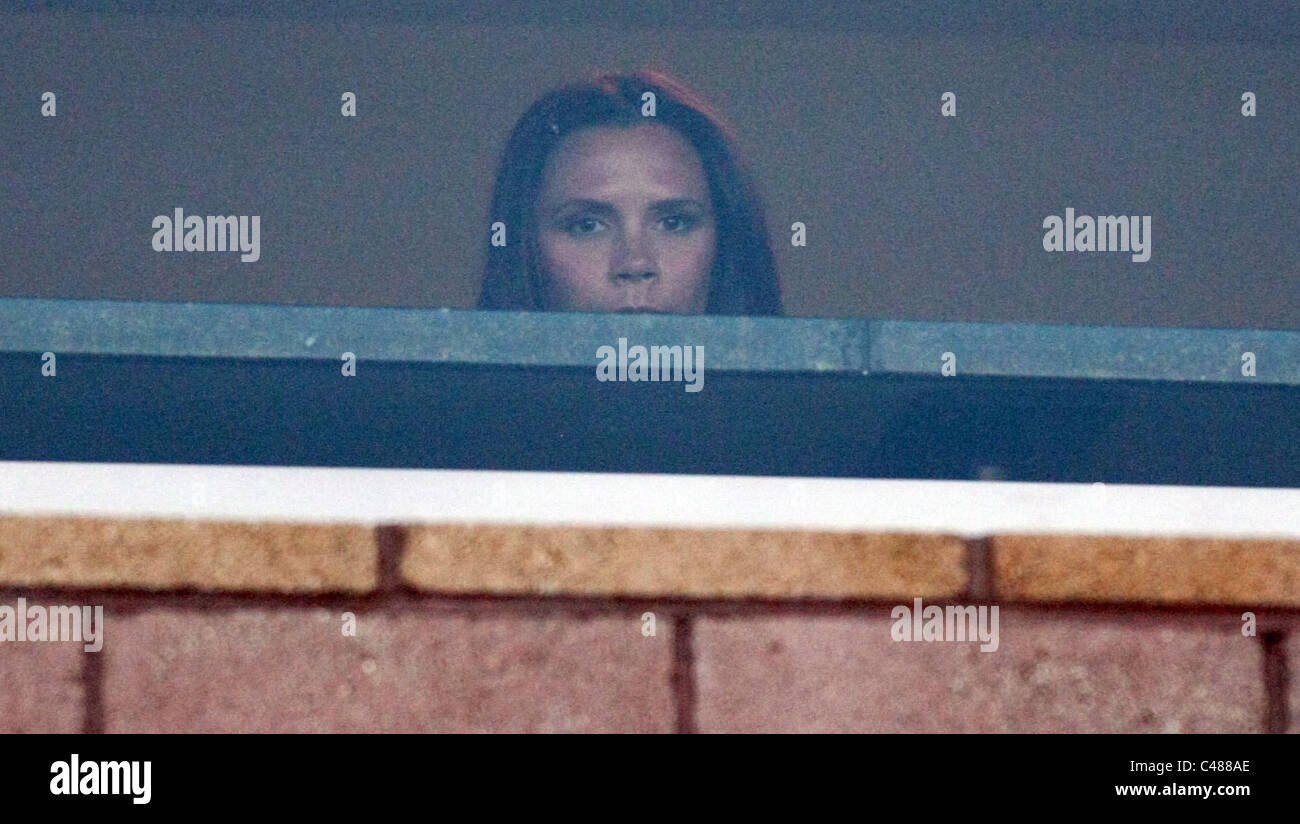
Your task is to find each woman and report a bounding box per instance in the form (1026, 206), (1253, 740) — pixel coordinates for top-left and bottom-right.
(479, 69), (782, 315)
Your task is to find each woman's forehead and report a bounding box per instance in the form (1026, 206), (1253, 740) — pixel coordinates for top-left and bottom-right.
(539, 122), (710, 201)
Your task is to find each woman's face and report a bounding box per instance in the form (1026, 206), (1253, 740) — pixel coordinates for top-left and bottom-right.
(535, 122), (717, 313)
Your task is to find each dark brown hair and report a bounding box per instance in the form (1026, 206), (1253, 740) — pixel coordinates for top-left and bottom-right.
(478, 69), (782, 315)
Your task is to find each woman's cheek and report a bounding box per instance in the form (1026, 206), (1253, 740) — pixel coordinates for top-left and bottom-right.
(541, 236), (613, 306)
(678, 233), (717, 297)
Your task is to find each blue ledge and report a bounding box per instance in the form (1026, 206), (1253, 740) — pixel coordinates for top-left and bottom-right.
(1, 297), (1296, 485)
(1, 297), (1296, 384)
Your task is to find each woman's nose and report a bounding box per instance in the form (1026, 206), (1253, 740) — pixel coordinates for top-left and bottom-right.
(613, 229), (656, 283)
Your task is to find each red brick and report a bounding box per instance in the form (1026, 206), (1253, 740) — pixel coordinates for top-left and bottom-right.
(104, 607), (674, 733)
(1285, 625), (1300, 734)
(695, 610), (1263, 733)
(0, 621), (86, 733)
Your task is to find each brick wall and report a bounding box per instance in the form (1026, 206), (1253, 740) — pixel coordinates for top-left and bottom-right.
(0, 517), (1295, 733)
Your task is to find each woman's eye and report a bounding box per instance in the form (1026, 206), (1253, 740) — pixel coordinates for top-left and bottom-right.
(659, 214), (698, 233)
(564, 216), (604, 236)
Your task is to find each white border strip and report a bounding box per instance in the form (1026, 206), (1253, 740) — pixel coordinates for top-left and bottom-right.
(2, 462), (1300, 539)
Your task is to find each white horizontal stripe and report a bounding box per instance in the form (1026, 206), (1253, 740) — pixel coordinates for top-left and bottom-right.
(1, 462), (1298, 539)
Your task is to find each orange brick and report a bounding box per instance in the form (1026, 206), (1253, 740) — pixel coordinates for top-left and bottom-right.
(402, 525), (966, 599)
(0, 517), (377, 592)
(992, 535), (1300, 606)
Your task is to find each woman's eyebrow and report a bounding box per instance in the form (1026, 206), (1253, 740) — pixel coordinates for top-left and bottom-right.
(648, 198), (708, 213)
(547, 198), (616, 217)
(547, 197), (709, 215)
